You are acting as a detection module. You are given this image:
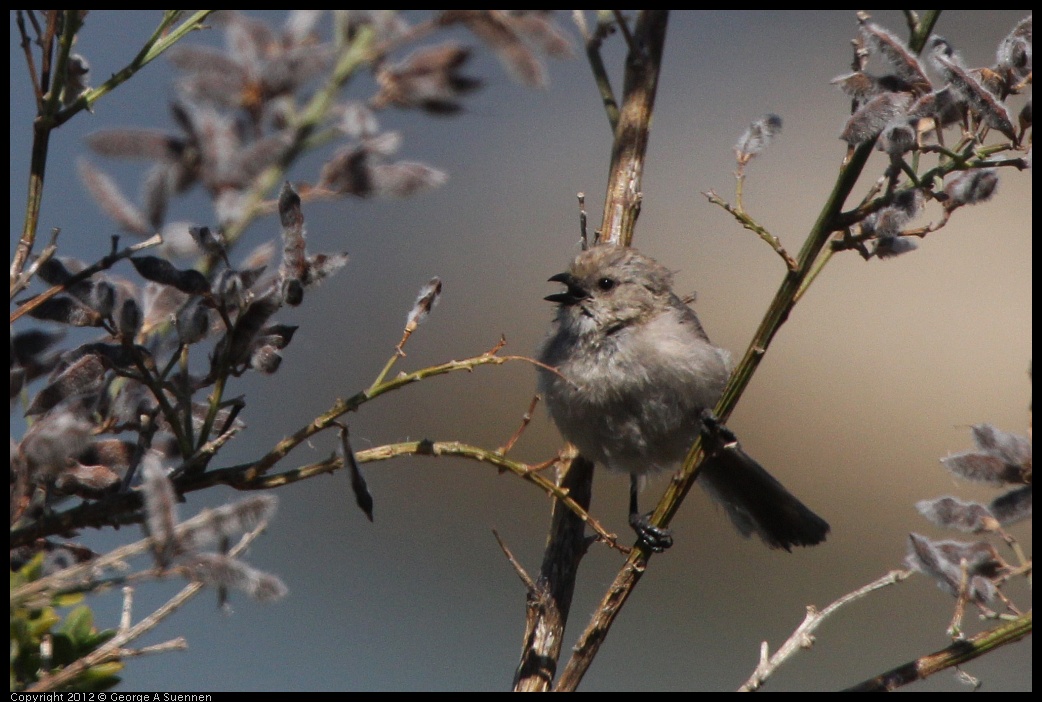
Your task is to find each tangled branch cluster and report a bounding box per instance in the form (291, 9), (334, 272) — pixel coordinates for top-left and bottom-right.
(831, 15), (1031, 259)
(11, 10), (572, 691)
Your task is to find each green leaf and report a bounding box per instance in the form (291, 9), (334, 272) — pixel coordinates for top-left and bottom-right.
(59, 605), (95, 645)
(79, 628), (118, 650)
(77, 661), (124, 691)
(28, 608), (62, 638)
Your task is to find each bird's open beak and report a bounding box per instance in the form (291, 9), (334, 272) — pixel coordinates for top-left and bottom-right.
(545, 272), (588, 305)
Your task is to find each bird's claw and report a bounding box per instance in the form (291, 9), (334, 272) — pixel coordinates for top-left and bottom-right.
(630, 512), (673, 552)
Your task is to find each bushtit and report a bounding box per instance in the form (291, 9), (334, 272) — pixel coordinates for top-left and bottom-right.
(538, 244), (829, 551)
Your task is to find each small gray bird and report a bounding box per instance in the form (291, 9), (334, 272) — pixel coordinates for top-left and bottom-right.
(538, 244), (829, 551)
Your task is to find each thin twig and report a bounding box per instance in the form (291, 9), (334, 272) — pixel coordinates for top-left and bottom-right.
(9, 346), (566, 548)
(739, 569), (913, 691)
(575, 12), (620, 131)
(11, 234), (162, 322)
(493, 528), (537, 591)
(27, 523), (265, 692)
(119, 637), (189, 657)
(704, 190), (798, 271)
(119, 586), (134, 632)
(794, 245), (833, 302)
(9, 227), (60, 298)
(206, 439), (621, 550)
(577, 192), (589, 250)
(611, 11), (641, 61)
(247, 346), (551, 479)
(14, 11), (44, 109)
(498, 394), (540, 455)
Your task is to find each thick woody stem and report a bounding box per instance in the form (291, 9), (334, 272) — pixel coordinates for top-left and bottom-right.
(599, 11), (669, 247)
(514, 10), (669, 692)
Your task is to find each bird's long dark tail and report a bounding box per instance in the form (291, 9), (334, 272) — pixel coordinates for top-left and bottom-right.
(697, 416), (829, 550)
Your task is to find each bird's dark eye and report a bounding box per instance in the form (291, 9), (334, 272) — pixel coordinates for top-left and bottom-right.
(596, 277), (616, 291)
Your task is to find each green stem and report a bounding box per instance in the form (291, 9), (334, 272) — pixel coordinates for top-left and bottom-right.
(368, 352), (401, 393)
(11, 11), (214, 290)
(581, 12), (621, 132)
(53, 11), (215, 128)
(219, 27), (376, 249)
(559, 16), (948, 689)
(845, 611), (1031, 691)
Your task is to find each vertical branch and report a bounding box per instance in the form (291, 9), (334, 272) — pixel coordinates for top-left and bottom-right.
(599, 11), (669, 246)
(12, 10), (63, 291)
(512, 454), (594, 691)
(10, 11), (214, 291)
(515, 10), (669, 692)
(15, 107), (54, 293)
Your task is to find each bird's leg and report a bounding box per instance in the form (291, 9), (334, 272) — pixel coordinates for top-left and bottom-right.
(629, 473), (673, 552)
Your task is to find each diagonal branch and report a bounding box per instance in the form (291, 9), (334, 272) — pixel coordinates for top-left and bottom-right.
(740, 569), (912, 690)
(844, 610), (1032, 691)
(557, 11), (944, 692)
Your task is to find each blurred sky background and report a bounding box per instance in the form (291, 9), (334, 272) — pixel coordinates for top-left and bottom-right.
(10, 10), (1032, 692)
